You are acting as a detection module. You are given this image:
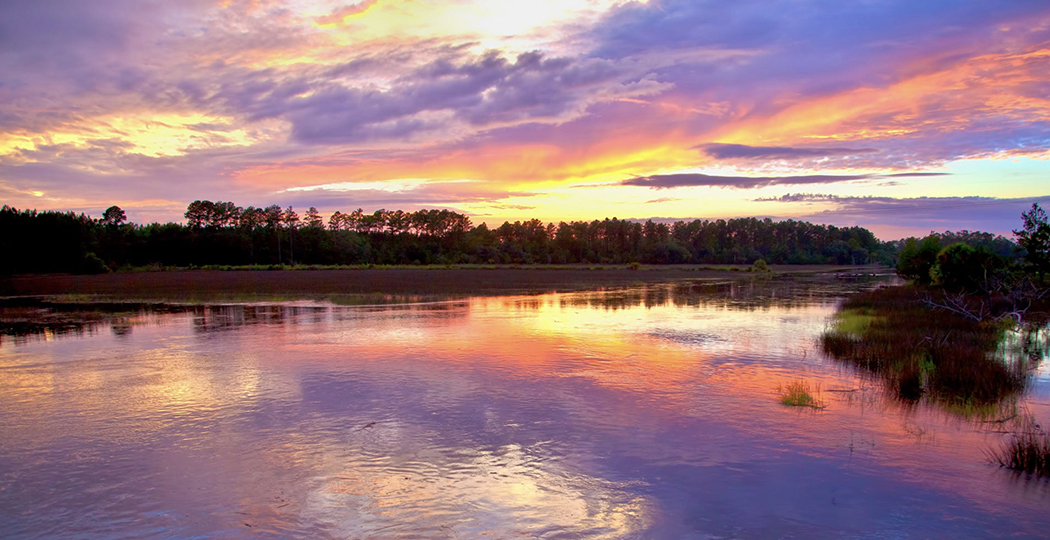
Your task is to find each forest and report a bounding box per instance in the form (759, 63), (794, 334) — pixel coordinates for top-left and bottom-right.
(0, 200), (1019, 274)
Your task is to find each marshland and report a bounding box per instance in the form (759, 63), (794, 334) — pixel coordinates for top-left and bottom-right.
(2, 266), (1049, 538)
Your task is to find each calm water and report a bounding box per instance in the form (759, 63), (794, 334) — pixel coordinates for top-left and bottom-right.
(2, 278), (1049, 539)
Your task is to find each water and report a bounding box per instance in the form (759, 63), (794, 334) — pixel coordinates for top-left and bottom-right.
(1, 278), (1048, 539)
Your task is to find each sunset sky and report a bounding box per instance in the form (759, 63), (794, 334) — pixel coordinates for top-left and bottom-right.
(2, 0), (1049, 239)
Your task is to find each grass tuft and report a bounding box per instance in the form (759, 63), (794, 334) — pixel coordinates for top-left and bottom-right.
(991, 423), (1050, 477)
(777, 380), (826, 409)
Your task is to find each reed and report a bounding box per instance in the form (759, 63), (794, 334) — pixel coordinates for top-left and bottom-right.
(991, 423), (1050, 477)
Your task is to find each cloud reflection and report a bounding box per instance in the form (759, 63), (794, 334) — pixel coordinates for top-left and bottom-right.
(2, 279), (1049, 537)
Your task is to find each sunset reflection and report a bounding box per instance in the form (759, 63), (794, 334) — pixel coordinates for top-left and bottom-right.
(2, 279), (1049, 537)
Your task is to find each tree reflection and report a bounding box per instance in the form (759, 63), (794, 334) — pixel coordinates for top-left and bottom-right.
(546, 275), (894, 312)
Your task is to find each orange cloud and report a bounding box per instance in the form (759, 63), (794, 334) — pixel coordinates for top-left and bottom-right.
(233, 111), (704, 190)
(714, 41), (1050, 149)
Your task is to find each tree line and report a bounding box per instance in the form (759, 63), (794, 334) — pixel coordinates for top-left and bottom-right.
(0, 198), (975, 274)
(895, 203), (1048, 295)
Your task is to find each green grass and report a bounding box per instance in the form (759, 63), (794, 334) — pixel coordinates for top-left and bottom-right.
(830, 308), (878, 337)
(777, 380), (826, 409)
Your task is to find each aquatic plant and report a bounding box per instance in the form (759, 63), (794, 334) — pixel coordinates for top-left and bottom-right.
(777, 380), (825, 409)
(991, 419), (1050, 477)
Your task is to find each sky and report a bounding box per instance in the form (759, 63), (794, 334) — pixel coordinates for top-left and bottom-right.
(1, 0), (1049, 239)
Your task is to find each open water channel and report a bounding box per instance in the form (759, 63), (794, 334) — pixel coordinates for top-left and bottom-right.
(1, 277), (1048, 539)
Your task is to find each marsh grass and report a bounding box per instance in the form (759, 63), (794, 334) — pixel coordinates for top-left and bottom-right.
(990, 418), (1050, 477)
(821, 286), (1031, 416)
(777, 380), (826, 409)
(831, 307), (878, 337)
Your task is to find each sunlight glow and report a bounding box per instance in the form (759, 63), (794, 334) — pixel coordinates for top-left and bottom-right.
(0, 113), (265, 161)
(311, 0), (640, 53)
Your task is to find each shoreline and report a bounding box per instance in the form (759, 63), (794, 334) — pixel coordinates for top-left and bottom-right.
(0, 264), (889, 301)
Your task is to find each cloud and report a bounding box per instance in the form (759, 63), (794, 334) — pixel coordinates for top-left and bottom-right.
(469, 203), (537, 216)
(698, 143), (879, 160)
(593, 0), (1050, 165)
(755, 193), (1050, 237)
(2, 0), (1050, 227)
(622, 172), (872, 189)
(277, 179), (539, 214)
(269, 50), (670, 145)
(594, 1), (1050, 81)
(754, 193), (840, 203)
(881, 172), (951, 178)
(624, 216), (710, 225)
(315, 0), (382, 27)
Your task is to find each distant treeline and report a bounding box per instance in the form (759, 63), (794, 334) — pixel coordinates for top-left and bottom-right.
(0, 200), (1015, 274)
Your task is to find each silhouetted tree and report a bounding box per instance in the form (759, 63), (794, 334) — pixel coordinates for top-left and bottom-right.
(263, 205), (283, 264)
(1015, 203), (1050, 280)
(185, 200), (210, 228)
(284, 206), (300, 265)
(102, 206), (126, 227)
(305, 207), (323, 229)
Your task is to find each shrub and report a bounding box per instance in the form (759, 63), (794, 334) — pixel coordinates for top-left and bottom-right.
(930, 243), (1009, 293)
(896, 236), (941, 284)
(79, 252), (109, 274)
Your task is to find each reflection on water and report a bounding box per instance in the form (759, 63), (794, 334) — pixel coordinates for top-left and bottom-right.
(2, 276), (1049, 539)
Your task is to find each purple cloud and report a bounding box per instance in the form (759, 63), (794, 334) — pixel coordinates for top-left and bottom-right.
(272, 50), (667, 145)
(622, 170), (953, 190)
(881, 172), (951, 178)
(622, 173), (872, 189)
(699, 143), (879, 160)
(756, 193), (1050, 237)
